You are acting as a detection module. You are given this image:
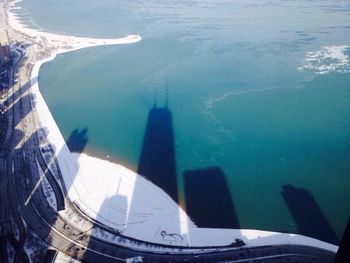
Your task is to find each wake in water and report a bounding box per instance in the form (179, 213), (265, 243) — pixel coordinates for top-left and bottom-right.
(298, 45), (350, 75)
(201, 85), (290, 146)
(204, 86), (284, 111)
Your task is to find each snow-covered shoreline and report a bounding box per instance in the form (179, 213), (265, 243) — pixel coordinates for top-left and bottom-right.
(6, 0), (141, 51)
(4, 0), (339, 252)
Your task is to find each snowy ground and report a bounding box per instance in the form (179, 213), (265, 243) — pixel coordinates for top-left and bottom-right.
(7, 0), (141, 52)
(54, 252), (80, 263)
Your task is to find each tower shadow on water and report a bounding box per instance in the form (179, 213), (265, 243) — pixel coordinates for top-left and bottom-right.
(183, 167), (240, 229)
(281, 184), (339, 245)
(66, 127), (88, 153)
(137, 104), (178, 203)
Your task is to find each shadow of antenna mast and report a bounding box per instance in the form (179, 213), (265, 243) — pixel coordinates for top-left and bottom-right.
(165, 80), (169, 108)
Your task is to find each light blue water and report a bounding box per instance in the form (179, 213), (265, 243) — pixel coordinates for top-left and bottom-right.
(18, 0), (350, 242)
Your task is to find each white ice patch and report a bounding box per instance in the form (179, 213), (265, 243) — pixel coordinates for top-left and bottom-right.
(298, 45), (350, 75)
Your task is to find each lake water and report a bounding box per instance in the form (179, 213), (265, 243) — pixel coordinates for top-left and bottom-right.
(18, 0), (350, 243)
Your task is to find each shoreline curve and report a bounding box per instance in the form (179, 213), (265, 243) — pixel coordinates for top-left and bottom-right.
(3, 0), (339, 252)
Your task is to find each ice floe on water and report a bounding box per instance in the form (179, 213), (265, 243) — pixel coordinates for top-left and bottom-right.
(298, 45), (350, 75)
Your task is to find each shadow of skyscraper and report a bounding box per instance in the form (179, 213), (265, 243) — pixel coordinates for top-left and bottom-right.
(66, 127), (88, 153)
(334, 218), (350, 263)
(184, 167), (240, 229)
(137, 106), (178, 203)
(282, 184), (339, 245)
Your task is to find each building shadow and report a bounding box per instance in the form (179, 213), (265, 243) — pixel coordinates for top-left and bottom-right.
(281, 184), (339, 245)
(137, 105), (178, 203)
(334, 218), (350, 263)
(2, 77), (37, 107)
(3, 94), (35, 129)
(81, 194), (130, 262)
(66, 127), (88, 153)
(183, 167), (240, 229)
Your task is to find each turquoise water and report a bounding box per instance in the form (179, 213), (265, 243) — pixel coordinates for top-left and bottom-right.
(19, 0), (350, 242)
